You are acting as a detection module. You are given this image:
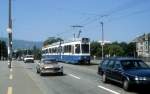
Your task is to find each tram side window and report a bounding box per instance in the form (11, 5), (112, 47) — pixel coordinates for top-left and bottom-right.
(68, 45), (71, 53)
(57, 46), (61, 53)
(75, 44), (80, 53)
(54, 48), (56, 53)
(64, 45), (71, 53)
(49, 48), (51, 53)
(64, 46), (67, 53)
(71, 45), (74, 54)
(42, 50), (45, 54)
(46, 49), (48, 54)
(52, 48), (55, 53)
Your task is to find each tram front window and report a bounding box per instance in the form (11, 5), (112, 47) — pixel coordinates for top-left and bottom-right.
(82, 44), (89, 53)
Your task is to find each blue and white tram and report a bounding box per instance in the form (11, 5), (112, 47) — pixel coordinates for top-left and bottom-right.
(42, 38), (90, 64)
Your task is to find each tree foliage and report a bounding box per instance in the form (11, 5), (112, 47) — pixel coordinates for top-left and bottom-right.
(43, 37), (63, 46)
(108, 44), (124, 56)
(32, 45), (41, 60)
(0, 40), (8, 60)
(90, 41), (136, 58)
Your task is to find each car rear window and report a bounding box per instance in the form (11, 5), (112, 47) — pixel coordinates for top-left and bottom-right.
(121, 60), (149, 69)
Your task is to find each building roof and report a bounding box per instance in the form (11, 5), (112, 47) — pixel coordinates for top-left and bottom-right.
(133, 33), (150, 42)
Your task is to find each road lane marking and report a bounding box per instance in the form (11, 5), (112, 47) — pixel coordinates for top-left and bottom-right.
(69, 74), (80, 79)
(7, 87), (12, 94)
(98, 85), (120, 94)
(9, 74), (13, 80)
(10, 68), (13, 72)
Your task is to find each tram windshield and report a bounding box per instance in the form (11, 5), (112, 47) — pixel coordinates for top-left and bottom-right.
(81, 44), (89, 53)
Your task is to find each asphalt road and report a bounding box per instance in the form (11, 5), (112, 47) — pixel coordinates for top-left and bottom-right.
(0, 60), (149, 94)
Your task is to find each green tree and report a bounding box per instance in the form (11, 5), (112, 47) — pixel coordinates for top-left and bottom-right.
(108, 44), (124, 56)
(32, 45), (41, 60)
(0, 40), (8, 60)
(119, 42), (128, 56)
(43, 37), (63, 46)
(126, 42), (136, 57)
(90, 41), (101, 57)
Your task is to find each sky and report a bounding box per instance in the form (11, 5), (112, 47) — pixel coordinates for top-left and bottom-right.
(0, 0), (150, 42)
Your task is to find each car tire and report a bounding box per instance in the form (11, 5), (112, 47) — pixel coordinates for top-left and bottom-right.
(36, 69), (39, 74)
(102, 73), (107, 83)
(123, 80), (130, 91)
(59, 72), (63, 76)
(40, 71), (43, 76)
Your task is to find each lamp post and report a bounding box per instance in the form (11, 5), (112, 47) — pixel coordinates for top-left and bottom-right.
(7, 0), (13, 68)
(100, 22), (104, 60)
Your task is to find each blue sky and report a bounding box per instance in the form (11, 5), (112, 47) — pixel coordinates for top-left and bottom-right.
(0, 0), (150, 42)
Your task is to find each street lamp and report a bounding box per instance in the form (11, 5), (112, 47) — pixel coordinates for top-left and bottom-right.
(100, 22), (104, 60)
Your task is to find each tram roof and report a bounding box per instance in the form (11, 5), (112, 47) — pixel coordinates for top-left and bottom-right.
(42, 38), (90, 49)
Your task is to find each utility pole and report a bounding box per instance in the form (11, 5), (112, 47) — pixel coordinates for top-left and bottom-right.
(101, 22), (104, 60)
(7, 0), (13, 68)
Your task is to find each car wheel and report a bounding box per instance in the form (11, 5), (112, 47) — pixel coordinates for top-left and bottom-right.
(36, 69), (39, 74)
(102, 73), (107, 83)
(40, 71), (43, 76)
(59, 72), (63, 76)
(123, 80), (130, 91)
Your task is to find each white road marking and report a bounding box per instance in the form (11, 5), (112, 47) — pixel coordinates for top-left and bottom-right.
(10, 68), (13, 72)
(98, 85), (120, 94)
(9, 74), (13, 80)
(69, 74), (80, 79)
(7, 87), (13, 94)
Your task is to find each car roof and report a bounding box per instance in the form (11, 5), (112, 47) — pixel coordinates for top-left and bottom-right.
(104, 57), (142, 61)
(41, 58), (56, 61)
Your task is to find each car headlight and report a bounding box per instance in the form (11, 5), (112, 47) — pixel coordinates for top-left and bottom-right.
(135, 76), (147, 81)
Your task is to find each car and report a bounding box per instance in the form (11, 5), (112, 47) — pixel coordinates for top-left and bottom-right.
(36, 58), (63, 76)
(98, 57), (150, 91)
(24, 55), (34, 63)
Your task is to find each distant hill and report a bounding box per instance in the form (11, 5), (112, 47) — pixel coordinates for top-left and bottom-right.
(0, 38), (43, 49)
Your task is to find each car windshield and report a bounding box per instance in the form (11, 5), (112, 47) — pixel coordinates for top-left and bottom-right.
(121, 60), (149, 69)
(26, 55), (33, 58)
(81, 44), (89, 53)
(42, 59), (57, 64)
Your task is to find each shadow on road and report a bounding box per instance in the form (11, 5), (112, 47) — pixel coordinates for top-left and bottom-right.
(74, 63), (98, 66)
(41, 73), (67, 77)
(105, 81), (150, 94)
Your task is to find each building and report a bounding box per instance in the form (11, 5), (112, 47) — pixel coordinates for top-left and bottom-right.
(98, 40), (111, 45)
(134, 33), (150, 57)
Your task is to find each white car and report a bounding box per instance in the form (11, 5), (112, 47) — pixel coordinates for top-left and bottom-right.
(36, 58), (63, 76)
(24, 55), (34, 63)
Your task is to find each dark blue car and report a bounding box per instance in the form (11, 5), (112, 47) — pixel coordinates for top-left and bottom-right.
(98, 57), (150, 91)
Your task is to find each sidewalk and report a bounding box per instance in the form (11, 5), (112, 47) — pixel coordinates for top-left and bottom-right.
(0, 61), (43, 94)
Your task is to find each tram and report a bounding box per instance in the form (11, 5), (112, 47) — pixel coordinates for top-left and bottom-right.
(42, 38), (90, 64)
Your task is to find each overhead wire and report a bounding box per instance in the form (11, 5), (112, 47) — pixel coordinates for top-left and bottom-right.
(51, 0), (150, 39)
(80, 0), (150, 26)
(107, 8), (150, 23)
